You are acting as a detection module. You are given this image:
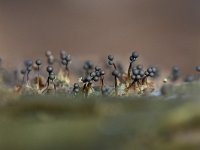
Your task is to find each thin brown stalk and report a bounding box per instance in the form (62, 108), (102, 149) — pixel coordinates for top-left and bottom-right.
(115, 76), (118, 96)
(127, 62), (132, 79)
(100, 78), (104, 95)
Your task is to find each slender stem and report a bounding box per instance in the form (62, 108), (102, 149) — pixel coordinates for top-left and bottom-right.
(113, 63), (117, 70)
(127, 62), (132, 79)
(27, 71), (30, 83)
(45, 77), (50, 90)
(142, 77), (148, 85)
(42, 77), (50, 93)
(22, 74), (25, 84)
(82, 83), (87, 97)
(86, 83), (92, 98)
(126, 81), (135, 93)
(82, 84), (87, 92)
(72, 87), (76, 92)
(37, 66), (40, 86)
(100, 78), (104, 95)
(37, 66), (39, 77)
(53, 82), (56, 91)
(115, 76), (118, 96)
(137, 81), (142, 92)
(65, 65), (70, 77)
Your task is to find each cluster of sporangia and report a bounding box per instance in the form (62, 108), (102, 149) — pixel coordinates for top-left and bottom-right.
(15, 50), (159, 97)
(107, 52), (157, 96)
(4, 49), (200, 97)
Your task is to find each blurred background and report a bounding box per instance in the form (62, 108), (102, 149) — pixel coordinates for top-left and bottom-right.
(0, 0), (200, 73)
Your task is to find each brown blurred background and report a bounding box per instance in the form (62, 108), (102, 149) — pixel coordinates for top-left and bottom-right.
(0, 0), (200, 73)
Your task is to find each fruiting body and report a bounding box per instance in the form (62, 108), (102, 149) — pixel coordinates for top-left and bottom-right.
(196, 66), (200, 72)
(146, 67), (156, 78)
(102, 86), (110, 96)
(20, 69), (26, 75)
(48, 55), (54, 65)
(45, 51), (55, 65)
(83, 61), (94, 75)
(184, 75), (194, 83)
(60, 50), (71, 64)
(23, 60), (33, 83)
(112, 70), (120, 78)
(81, 75), (92, 97)
(129, 52), (139, 62)
(73, 83), (80, 94)
(107, 55), (117, 69)
(3, 50), (174, 96)
(74, 83), (79, 88)
(60, 50), (67, 59)
(36, 59), (42, 66)
(108, 55), (114, 61)
(128, 52), (139, 80)
(61, 59), (67, 65)
(60, 52), (71, 77)
(47, 66), (53, 74)
(25, 60), (33, 67)
(35, 59), (42, 79)
(45, 50), (52, 57)
(93, 76), (99, 82)
(49, 73), (55, 81)
(27, 66), (32, 72)
(111, 69), (120, 96)
(171, 66), (181, 81)
(20, 69), (26, 83)
(43, 66), (56, 93)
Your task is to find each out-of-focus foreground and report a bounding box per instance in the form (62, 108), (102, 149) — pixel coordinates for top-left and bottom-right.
(0, 83), (200, 150)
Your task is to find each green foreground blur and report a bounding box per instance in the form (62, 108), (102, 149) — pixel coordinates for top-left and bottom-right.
(0, 83), (200, 150)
